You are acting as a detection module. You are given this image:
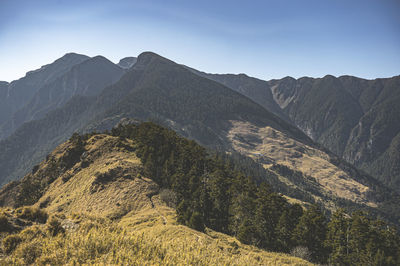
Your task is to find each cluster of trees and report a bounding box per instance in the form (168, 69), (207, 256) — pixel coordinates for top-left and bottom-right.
(110, 122), (400, 264)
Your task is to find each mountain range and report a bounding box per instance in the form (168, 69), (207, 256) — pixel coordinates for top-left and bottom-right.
(192, 69), (400, 192)
(0, 51), (399, 264)
(0, 52), (399, 223)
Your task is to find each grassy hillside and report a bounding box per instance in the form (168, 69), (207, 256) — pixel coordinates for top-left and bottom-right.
(226, 120), (400, 224)
(2, 122), (399, 265)
(0, 130), (311, 265)
(0, 209), (310, 265)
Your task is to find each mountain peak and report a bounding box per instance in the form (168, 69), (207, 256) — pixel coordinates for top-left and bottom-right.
(132, 52), (175, 71)
(118, 57), (137, 69)
(89, 55), (115, 64)
(59, 52), (90, 62)
(136, 51), (170, 64)
(322, 74), (337, 80)
(71, 55), (121, 72)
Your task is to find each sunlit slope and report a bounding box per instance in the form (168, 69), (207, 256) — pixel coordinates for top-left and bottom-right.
(227, 120), (376, 208)
(0, 134), (311, 265)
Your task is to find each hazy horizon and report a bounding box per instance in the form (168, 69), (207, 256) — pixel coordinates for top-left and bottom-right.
(1, 0), (399, 82)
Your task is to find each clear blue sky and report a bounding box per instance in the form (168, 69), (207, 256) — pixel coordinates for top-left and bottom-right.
(1, 0), (399, 82)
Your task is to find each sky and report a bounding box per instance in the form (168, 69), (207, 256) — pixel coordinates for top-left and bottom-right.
(0, 0), (399, 82)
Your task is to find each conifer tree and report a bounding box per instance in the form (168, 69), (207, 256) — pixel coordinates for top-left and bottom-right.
(292, 205), (328, 263)
(326, 209), (350, 265)
(276, 204), (303, 252)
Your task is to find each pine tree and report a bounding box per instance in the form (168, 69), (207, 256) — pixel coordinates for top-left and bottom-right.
(254, 183), (288, 250)
(276, 204), (303, 252)
(229, 174), (257, 237)
(348, 211), (370, 265)
(326, 209), (350, 265)
(292, 205), (328, 263)
(208, 169), (231, 233)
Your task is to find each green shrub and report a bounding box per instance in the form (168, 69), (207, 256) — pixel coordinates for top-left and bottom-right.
(3, 234), (22, 254)
(16, 207), (48, 223)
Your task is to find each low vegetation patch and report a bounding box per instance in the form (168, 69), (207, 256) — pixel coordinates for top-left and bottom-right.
(16, 207), (48, 224)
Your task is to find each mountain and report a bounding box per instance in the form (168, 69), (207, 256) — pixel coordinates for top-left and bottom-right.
(118, 57), (137, 69)
(0, 52), (302, 186)
(0, 127), (311, 265)
(0, 81), (9, 98)
(1, 53), (400, 263)
(271, 75), (400, 191)
(0, 53), (89, 128)
(1, 122), (398, 265)
(0, 52), (399, 228)
(91, 52), (310, 147)
(0, 52), (310, 187)
(187, 68), (290, 122)
(195, 72), (400, 192)
(0, 56), (124, 139)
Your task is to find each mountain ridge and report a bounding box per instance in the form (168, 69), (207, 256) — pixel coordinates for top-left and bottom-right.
(0, 55), (124, 139)
(0, 52), (312, 187)
(0, 51), (399, 225)
(0, 53), (90, 136)
(194, 70), (400, 192)
(0, 128), (312, 265)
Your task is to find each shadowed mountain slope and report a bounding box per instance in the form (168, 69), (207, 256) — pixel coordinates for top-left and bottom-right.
(0, 53), (89, 128)
(186, 68), (289, 122)
(271, 75), (400, 191)
(0, 56), (124, 138)
(194, 71), (400, 192)
(0, 52), (312, 187)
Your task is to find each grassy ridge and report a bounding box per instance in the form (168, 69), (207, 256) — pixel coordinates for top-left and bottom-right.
(0, 129), (311, 265)
(0, 209), (310, 265)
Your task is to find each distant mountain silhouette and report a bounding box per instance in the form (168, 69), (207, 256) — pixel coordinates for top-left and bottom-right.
(0, 56), (124, 138)
(0, 53), (89, 128)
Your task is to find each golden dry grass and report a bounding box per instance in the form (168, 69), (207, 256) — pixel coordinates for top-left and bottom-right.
(227, 120), (376, 207)
(0, 134), (312, 265)
(1, 213), (312, 265)
(35, 135), (158, 218)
